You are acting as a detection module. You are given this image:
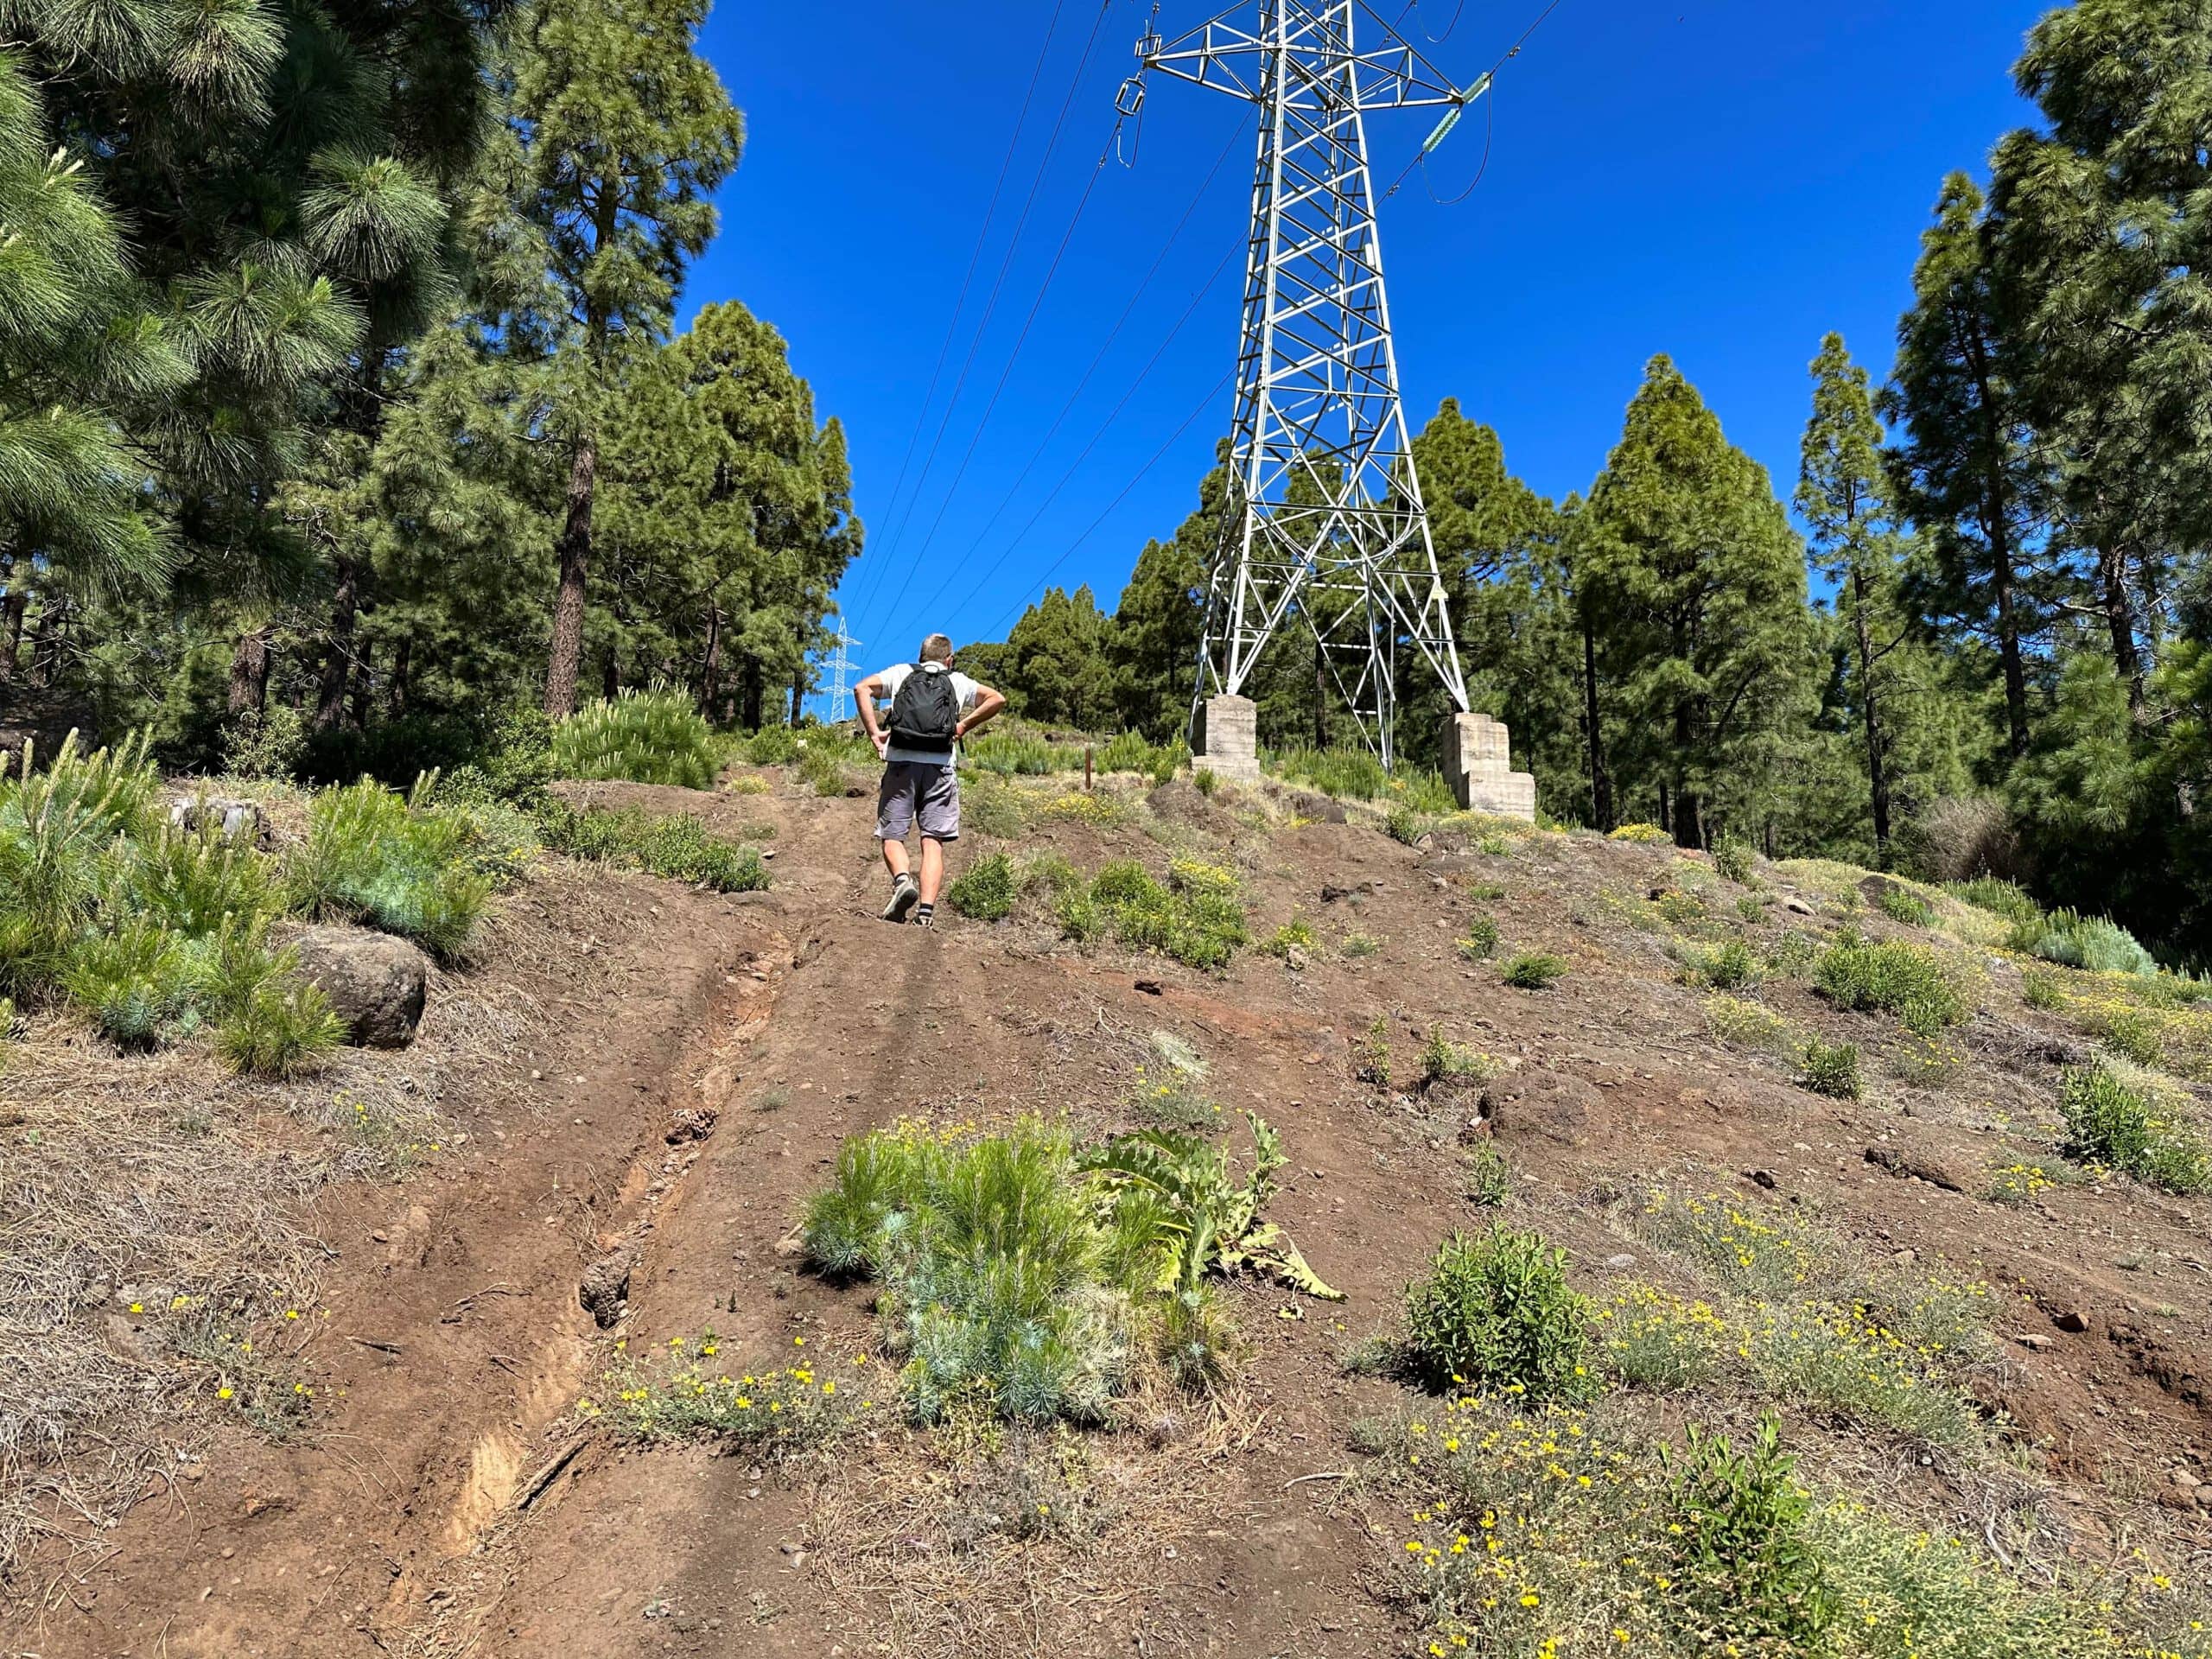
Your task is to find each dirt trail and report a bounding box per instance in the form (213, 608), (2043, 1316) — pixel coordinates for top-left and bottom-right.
(16, 777), (2212, 1657)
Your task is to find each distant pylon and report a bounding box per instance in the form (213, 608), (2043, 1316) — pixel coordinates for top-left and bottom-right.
(822, 620), (862, 723)
(1135, 2), (1489, 766)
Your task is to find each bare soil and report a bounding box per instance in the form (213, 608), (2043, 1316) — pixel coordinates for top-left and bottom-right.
(10, 771), (2211, 1657)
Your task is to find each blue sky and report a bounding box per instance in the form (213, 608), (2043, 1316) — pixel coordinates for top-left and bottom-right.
(690, 0), (2050, 674)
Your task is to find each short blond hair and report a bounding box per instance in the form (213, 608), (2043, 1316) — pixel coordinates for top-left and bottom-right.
(918, 632), (954, 664)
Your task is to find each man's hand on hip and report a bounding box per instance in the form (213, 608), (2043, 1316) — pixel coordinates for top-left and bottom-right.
(870, 729), (889, 759)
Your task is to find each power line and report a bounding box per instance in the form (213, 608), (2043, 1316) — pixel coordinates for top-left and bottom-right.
(844, 0), (1073, 625)
(908, 118), (1244, 620)
(854, 0), (1118, 622)
(922, 233), (1243, 625)
(979, 365), (1233, 641)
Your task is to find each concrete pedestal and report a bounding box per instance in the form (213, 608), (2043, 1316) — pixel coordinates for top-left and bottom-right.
(1442, 711), (1537, 822)
(1191, 694), (1262, 785)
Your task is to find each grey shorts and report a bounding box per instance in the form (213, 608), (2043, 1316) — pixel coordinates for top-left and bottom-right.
(876, 760), (960, 842)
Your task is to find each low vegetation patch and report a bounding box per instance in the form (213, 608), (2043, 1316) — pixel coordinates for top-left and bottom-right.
(2057, 1060), (2211, 1194)
(1374, 1381), (2181, 1659)
(1057, 856), (1248, 969)
(1705, 994), (1791, 1052)
(581, 1334), (857, 1456)
(1797, 1036), (1862, 1099)
(1608, 822), (1668, 843)
(0, 736), (507, 1072)
(1813, 937), (1970, 1034)
(800, 1114), (1332, 1424)
(1262, 918), (1317, 959)
(1456, 917), (1499, 961)
(550, 687), (718, 790)
(944, 851), (1017, 920)
(2009, 906), (2158, 976)
(1401, 1225), (1595, 1400)
(1267, 744), (1455, 812)
(1874, 884), (1936, 927)
(1686, 939), (1760, 990)
(1501, 950), (1568, 990)
(536, 801), (769, 892)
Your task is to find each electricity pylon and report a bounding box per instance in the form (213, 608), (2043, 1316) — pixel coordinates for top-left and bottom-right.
(822, 620), (862, 723)
(1136, 3), (1488, 766)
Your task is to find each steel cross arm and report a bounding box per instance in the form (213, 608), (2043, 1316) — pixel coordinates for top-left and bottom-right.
(1141, 4), (1465, 109)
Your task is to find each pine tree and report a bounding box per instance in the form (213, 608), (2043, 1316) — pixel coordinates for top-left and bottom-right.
(1798, 334), (1911, 862)
(1580, 356), (1812, 847)
(1005, 586), (1112, 729)
(1109, 442), (1230, 741)
(1986, 0), (2212, 717)
(497, 0), (745, 716)
(1881, 173), (2048, 761)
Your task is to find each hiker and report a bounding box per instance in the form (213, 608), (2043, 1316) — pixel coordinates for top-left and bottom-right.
(854, 634), (1007, 927)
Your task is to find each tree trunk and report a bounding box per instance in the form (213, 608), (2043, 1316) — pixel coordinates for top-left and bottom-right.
(1670, 699), (1702, 849)
(1580, 613), (1612, 830)
(388, 635), (412, 719)
(0, 589), (28, 684)
(1311, 637), (1329, 750)
(1656, 781), (1670, 837)
(1991, 534), (2030, 760)
(1853, 570), (1891, 862)
(315, 558), (359, 733)
(228, 626), (271, 716)
(347, 638), (375, 729)
(27, 600), (65, 688)
(600, 644), (619, 702)
(543, 434), (598, 717)
(741, 660), (764, 730)
(698, 606), (722, 718)
(2099, 542), (2145, 717)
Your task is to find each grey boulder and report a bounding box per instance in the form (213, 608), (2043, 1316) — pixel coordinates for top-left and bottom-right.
(287, 925), (429, 1048)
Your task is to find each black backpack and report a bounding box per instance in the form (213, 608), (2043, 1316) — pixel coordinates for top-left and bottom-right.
(888, 663), (960, 753)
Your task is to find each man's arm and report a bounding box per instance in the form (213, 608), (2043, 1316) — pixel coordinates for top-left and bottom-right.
(854, 673), (888, 757)
(957, 684), (1007, 742)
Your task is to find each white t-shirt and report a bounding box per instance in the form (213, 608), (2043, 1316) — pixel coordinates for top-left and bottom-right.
(874, 662), (980, 768)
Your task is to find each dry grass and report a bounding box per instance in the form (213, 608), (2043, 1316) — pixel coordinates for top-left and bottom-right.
(0, 876), (562, 1598)
(802, 1370), (1262, 1659)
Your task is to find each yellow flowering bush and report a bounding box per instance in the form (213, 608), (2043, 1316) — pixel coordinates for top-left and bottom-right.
(582, 1333), (861, 1454)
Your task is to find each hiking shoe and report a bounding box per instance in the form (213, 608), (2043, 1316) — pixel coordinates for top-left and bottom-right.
(881, 874), (919, 923)
(912, 908), (936, 930)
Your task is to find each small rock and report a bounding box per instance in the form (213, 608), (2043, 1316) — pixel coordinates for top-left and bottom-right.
(578, 1248), (637, 1329)
(2196, 1484), (2212, 1509)
(1784, 897), (1814, 916)
(2013, 1332), (2052, 1351)
(168, 792), (270, 849)
(1605, 1253), (1637, 1269)
(1283, 944), (1310, 971)
(2053, 1309), (2092, 1334)
(1746, 1168), (1777, 1191)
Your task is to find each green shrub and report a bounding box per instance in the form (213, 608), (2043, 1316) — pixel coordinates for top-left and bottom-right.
(1099, 729), (1178, 778)
(743, 725), (798, 766)
(221, 705), (307, 781)
(2009, 906), (2158, 976)
(586, 1338), (851, 1454)
(1609, 822), (1666, 842)
(1798, 1037), (1861, 1099)
(1704, 994), (1792, 1052)
(2021, 966), (2068, 1010)
(1463, 1141), (1510, 1207)
(0, 730), (161, 994)
(1948, 876), (2041, 926)
(289, 779), (493, 963)
(802, 1115), (1325, 1421)
(1814, 938), (1968, 1033)
(946, 852), (1017, 920)
(1354, 1014), (1391, 1086)
(1501, 950), (1567, 990)
(550, 687), (718, 790)
(796, 741), (849, 798)
(123, 823), (281, 937)
(1384, 803), (1427, 846)
(963, 773), (1030, 837)
(1192, 766), (1218, 798)
(1402, 1226), (1593, 1398)
(536, 802), (768, 892)
(1690, 940), (1760, 990)
(1341, 930), (1380, 957)
(214, 969), (346, 1079)
(1420, 1028), (1495, 1086)
(60, 918), (194, 1050)
(1062, 857), (1247, 970)
(1268, 745), (1455, 811)
(965, 728), (1058, 775)
(2058, 1061), (2212, 1193)
(1875, 885), (1936, 927)
(1262, 918), (1317, 959)
(1156, 1286), (1235, 1395)
(1456, 916), (1499, 961)
(1662, 1417), (1834, 1650)
(1711, 836), (1755, 885)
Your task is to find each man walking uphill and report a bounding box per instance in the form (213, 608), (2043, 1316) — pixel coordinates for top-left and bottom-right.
(854, 634), (1007, 928)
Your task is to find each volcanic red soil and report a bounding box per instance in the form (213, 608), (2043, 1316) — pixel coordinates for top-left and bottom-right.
(10, 769), (2211, 1658)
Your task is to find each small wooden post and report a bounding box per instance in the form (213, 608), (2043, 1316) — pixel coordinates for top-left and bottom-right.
(1084, 743), (1095, 791)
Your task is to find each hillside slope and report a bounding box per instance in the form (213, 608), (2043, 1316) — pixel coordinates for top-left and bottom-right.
(11, 763), (2212, 1658)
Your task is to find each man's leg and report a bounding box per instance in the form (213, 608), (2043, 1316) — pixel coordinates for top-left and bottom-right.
(877, 764), (921, 921)
(910, 766), (959, 928)
(917, 836), (946, 906)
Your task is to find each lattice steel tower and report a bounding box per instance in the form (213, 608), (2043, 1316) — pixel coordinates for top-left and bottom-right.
(1139, 3), (1487, 766)
(822, 620), (862, 723)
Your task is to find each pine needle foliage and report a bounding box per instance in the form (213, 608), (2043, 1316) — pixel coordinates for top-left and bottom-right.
(550, 688), (719, 790)
(801, 1114), (1328, 1423)
(288, 779), (491, 964)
